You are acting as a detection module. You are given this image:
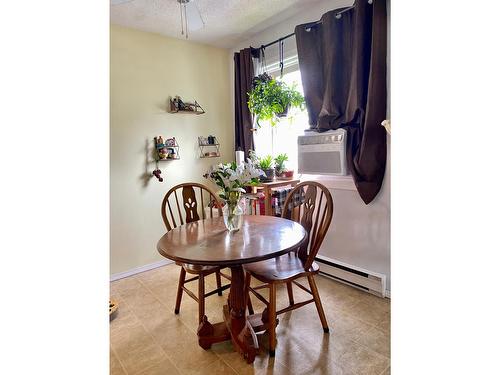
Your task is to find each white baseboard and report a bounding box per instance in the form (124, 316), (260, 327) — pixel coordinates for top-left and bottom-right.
(110, 259), (173, 282)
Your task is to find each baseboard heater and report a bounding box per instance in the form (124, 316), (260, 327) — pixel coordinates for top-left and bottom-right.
(315, 255), (387, 298)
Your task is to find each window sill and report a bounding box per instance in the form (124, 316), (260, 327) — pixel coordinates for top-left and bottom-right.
(298, 174), (356, 191)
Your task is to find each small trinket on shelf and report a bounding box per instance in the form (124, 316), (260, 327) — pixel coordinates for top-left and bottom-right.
(154, 135), (180, 161)
(176, 96), (186, 110)
(155, 136), (168, 160)
(167, 148), (176, 158)
(158, 147), (168, 160)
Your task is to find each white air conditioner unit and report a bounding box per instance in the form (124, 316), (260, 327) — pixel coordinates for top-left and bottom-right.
(297, 129), (348, 176)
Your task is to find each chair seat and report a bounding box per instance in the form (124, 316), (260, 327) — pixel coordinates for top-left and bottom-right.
(243, 252), (319, 282)
(176, 262), (220, 275)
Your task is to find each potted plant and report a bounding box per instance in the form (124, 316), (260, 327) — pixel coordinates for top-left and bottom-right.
(248, 73), (305, 127)
(274, 153), (292, 178)
(274, 153), (288, 176)
(258, 155), (275, 182)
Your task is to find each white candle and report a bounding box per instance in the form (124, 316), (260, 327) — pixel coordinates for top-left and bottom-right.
(235, 150), (244, 166)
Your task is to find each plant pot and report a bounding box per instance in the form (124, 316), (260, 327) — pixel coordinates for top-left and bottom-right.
(276, 104), (290, 118)
(275, 169), (294, 180)
(260, 168), (275, 182)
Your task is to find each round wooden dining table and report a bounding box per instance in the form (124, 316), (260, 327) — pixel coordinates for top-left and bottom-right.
(157, 215), (307, 363)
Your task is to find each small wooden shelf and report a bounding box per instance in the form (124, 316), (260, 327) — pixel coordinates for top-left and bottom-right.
(154, 136), (180, 161)
(198, 136), (221, 158)
(157, 156), (180, 161)
(200, 154), (220, 158)
(168, 97), (205, 115)
(251, 179), (300, 216)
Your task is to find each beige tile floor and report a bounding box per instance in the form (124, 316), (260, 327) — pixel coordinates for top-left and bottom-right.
(110, 263), (390, 375)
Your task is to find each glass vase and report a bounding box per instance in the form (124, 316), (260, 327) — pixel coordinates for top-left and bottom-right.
(223, 192), (243, 232)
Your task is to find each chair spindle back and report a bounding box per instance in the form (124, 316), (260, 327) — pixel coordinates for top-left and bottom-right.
(281, 181), (334, 270)
(161, 182), (222, 231)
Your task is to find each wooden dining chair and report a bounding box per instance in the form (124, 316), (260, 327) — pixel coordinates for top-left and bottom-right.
(161, 182), (230, 324)
(243, 181), (334, 356)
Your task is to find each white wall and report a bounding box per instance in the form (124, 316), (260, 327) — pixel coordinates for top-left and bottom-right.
(229, 0), (391, 290)
(110, 25), (233, 275)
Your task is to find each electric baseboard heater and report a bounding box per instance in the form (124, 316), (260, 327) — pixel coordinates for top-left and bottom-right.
(315, 255), (387, 298)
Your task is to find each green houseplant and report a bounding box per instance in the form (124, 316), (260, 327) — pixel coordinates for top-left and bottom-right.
(258, 155), (275, 182)
(274, 153), (289, 177)
(248, 73), (305, 127)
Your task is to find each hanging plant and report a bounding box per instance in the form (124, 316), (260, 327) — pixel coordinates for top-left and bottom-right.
(247, 73), (305, 127)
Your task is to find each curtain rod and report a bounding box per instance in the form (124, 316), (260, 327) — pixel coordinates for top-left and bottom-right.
(260, 31), (295, 49)
(251, 1), (370, 51)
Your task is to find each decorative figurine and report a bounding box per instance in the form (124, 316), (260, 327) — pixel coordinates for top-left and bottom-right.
(176, 96), (186, 110)
(167, 148), (177, 158)
(155, 136), (169, 160)
(158, 147), (168, 160)
(152, 169), (163, 182)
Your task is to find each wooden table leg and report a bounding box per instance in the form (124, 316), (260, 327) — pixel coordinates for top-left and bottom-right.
(225, 265), (258, 363)
(196, 265), (258, 363)
(264, 186), (271, 216)
(197, 316), (231, 349)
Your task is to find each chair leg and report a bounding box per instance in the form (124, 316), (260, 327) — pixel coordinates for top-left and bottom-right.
(244, 273), (254, 315)
(268, 283), (277, 356)
(174, 267), (186, 314)
(215, 270), (223, 296)
(307, 274), (329, 333)
(198, 274), (206, 324)
(286, 281), (294, 306)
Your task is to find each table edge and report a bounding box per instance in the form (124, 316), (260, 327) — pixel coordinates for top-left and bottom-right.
(156, 217), (309, 267)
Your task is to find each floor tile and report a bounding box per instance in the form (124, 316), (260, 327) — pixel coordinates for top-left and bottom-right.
(113, 332), (166, 374)
(347, 300), (390, 326)
(136, 357), (181, 375)
(110, 265), (391, 375)
(110, 348), (127, 375)
(193, 359), (238, 375)
(337, 339), (389, 375)
(353, 325), (391, 357)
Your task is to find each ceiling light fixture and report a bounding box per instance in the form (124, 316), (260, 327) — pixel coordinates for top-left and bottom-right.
(177, 0), (205, 39)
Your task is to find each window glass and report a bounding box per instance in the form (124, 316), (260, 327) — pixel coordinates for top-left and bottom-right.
(253, 69), (309, 173)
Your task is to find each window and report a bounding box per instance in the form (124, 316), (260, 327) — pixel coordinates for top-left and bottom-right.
(252, 69), (309, 173)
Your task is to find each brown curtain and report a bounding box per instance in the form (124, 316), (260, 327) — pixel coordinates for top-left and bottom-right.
(295, 0), (387, 204)
(234, 48), (255, 158)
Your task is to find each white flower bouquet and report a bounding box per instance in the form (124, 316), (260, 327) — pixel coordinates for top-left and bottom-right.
(204, 160), (263, 201)
(204, 160), (263, 231)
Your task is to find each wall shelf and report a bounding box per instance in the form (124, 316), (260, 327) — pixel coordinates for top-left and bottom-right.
(154, 136), (180, 161)
(168, 96), (205, 115)
(198, 136), (220, 158)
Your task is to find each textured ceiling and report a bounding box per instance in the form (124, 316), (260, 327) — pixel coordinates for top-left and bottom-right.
(110, 0), (326, 48)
